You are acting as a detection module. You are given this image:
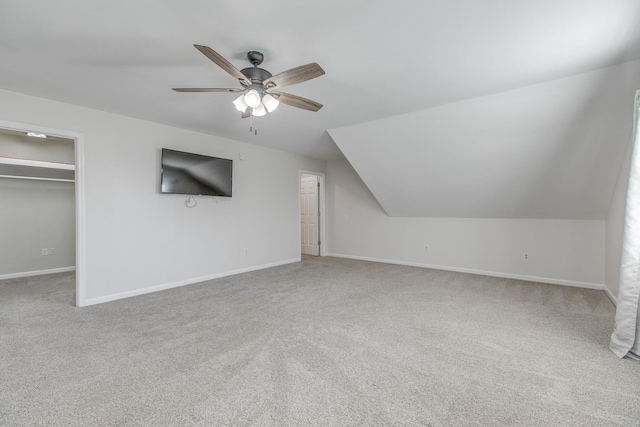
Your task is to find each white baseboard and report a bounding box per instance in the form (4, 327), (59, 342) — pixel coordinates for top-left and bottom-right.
(326, 253), (605, 291)
(0, 266), (76, 280)
(80, 258), (300, 307)
(603, 286), (617, 305)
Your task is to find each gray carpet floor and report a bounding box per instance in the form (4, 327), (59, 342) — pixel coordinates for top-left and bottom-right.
(1, 256), (638, 426)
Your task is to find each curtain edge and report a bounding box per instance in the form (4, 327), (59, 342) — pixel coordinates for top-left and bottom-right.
(609, 89), (640, 358)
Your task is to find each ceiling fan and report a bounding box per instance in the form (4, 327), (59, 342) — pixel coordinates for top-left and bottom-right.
(173, 44), (325, 118)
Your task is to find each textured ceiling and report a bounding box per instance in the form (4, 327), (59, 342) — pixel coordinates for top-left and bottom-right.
(1, 1), (640, 218)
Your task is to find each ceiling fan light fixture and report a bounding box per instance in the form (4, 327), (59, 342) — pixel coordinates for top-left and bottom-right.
(232, 94), (248, 113)
(252, 103), (267, 117)
(244, 89), (261, 108)
(262, 93), (279, 113)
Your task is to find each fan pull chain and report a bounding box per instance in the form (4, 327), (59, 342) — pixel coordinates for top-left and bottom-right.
(249, 115), (257, 135)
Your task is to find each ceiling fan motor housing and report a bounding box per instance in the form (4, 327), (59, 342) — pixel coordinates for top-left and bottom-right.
(240, 67), (272, 86)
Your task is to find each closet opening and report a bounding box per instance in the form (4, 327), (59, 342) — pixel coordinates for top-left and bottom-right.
(0, 121), (85, 306)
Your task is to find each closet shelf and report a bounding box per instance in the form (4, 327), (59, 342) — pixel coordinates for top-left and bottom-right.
(0, 156), (75, 183)
(0, 156), (75, 170)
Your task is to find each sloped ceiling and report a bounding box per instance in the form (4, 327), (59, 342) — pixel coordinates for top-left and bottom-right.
(329, 60), (640, 219)
(1, 1), (640, 219)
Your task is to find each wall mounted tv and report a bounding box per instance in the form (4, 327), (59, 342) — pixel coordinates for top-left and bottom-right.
(160, 148), (233, 197)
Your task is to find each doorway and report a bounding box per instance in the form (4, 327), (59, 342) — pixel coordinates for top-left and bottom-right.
(0, 119), (85, 306)
(300, 171), (325, 257)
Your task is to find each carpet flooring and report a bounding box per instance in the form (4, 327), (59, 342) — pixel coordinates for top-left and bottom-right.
(1, 256), (639, 426)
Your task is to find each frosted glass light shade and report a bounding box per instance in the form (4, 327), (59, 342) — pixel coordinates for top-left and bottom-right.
(244, 89), (261, 108)
(252, 103), (267, 117)
(232, 95), (248, 112)
(262, 94), (279, 113)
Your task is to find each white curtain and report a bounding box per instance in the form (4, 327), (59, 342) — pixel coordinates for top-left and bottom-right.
(610, 90), (640, 359)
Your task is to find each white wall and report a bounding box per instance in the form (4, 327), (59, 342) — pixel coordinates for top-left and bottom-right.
(327, 159), (606, 288)
(0, 179), (75, 276)
(0, 89), (325, 305)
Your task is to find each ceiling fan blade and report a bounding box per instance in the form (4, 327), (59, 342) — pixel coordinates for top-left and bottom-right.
(193, 44), (252, 86)
(263, 63), (325, 89)
(172, 88), (244, 92)
(271, 91), (323, 112)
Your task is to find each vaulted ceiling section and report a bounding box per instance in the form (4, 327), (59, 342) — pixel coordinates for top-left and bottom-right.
(329, 60), (640, 219)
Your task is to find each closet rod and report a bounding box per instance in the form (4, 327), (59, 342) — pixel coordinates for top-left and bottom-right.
(0, 174), (74, 183)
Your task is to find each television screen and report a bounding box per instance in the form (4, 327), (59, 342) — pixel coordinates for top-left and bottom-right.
(160, 148), (232, 197)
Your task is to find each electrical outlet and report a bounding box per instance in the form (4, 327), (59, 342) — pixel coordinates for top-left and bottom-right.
(524, 253), (529, 261)
(243, 248), (248, 255)
(425, 244), (429, 252)
(41, 248), (48, 256)
(49, 248), (55, 255)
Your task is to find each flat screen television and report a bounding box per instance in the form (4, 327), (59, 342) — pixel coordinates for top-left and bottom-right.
(160, 148), (233, 197)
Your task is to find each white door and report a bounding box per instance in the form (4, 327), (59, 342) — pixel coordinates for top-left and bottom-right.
(301, 175), (319, 256)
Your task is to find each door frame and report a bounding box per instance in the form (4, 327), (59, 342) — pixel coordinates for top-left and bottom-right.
(0, 119), (86, 307)
(299, 170), (326, 257)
